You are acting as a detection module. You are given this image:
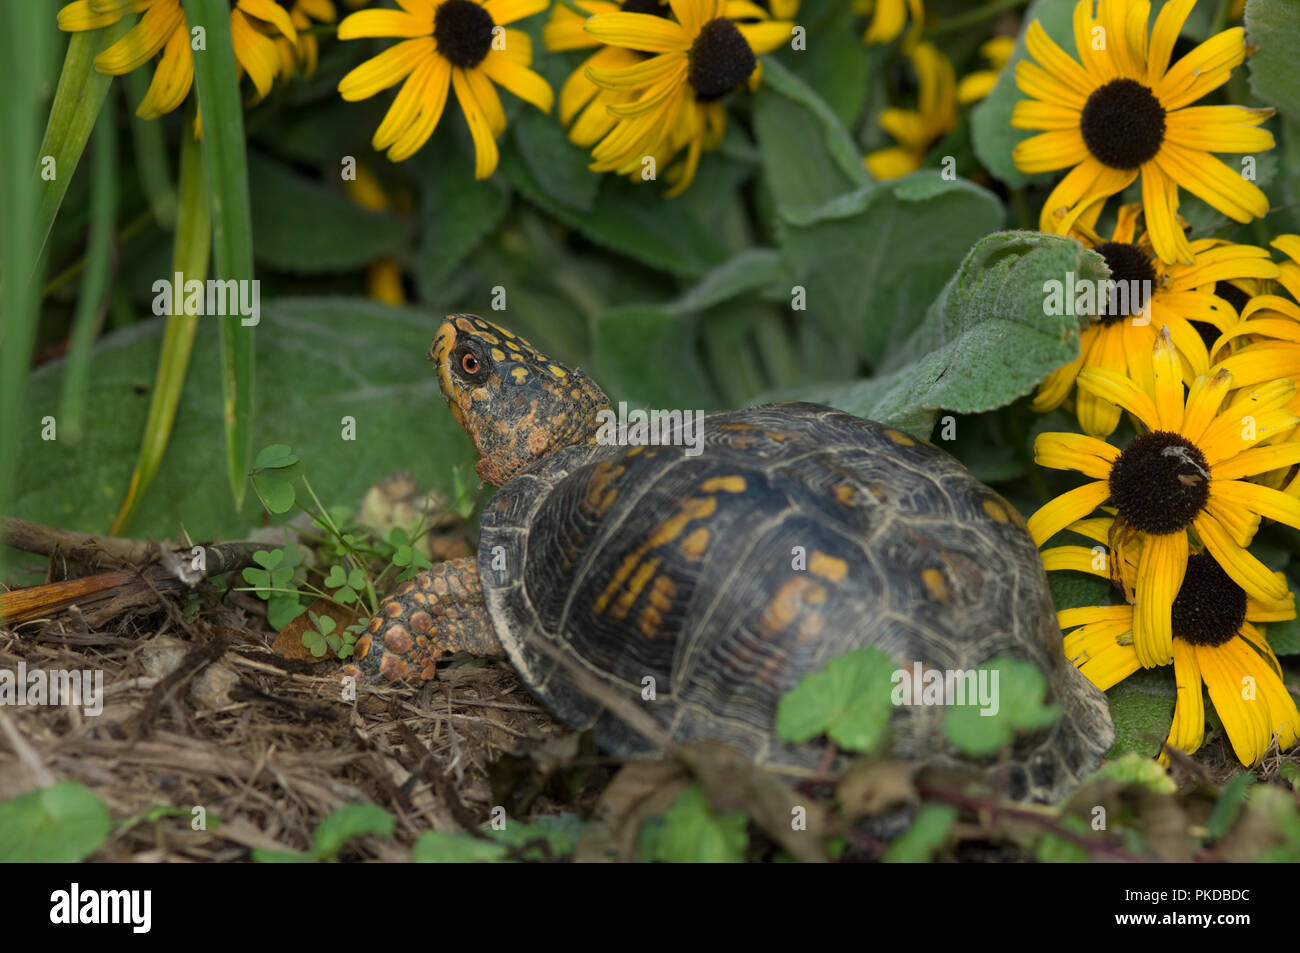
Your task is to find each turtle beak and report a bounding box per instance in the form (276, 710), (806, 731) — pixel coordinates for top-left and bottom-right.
(429, 317), (457, 367)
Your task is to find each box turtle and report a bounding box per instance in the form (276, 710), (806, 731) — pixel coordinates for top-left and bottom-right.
(345, 314), (1114, 800)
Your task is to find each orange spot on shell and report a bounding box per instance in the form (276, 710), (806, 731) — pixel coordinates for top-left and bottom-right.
(701, 475), (746, 493)
(921, 568), (951, 603)
(809, 551), (849, 582)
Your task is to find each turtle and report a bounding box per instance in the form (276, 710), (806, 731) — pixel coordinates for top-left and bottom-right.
(344, 313), (1114, 801)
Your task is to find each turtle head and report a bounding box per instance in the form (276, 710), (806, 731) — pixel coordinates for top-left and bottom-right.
(430, 314), (611, 486)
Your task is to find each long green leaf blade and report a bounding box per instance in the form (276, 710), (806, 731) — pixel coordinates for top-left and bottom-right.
(183, 0), (255, 509)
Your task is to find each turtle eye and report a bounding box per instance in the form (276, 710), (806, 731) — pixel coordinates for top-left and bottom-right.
(461, 352), (480, 375)
(452, 343), (489, 382)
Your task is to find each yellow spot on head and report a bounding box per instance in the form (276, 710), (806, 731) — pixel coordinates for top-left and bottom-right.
(491, 347), (506, 362)
(548, 365), (567, 378)
(701, 475), (746, 493)
(809, 551), (849, 582)
(479, 331), (501, 346)
(921, 568), (951, 603)
(510, 367), (529, 383)
(886, 429), (915, 446)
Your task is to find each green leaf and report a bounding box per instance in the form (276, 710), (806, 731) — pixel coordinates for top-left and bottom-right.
(883, 804), (957, 863)
(1263, 615), (1300, 655)
(510, 54), (601, 211)
(413, 830), (510, 863)
(969, 0), (1077, 188)
(776, 647), (897, 753)
(1208, 773), (1255, 841)
(1035, 814), (1091, 863)
(253, 444), (299, 470)
(1105, 667), (1176, 759)
(775, 0), (876, 130)
(248, 153), (412, 272)
(777, 173), (1005, 362)
(485, 813), (584, 860)
(592, 306), (720, 409)
(312, 804), (394, 860)
(1048, 569), (1115, 615)
(0, 781), (112, 863)
(753, 57), (870, 220)
(501, 152), (729, 278)
(942, 654), (1061, 756)
(664, 249), (792, 316)
(183, 0), (256, 510)
(1246, 0), (1300, 121)
(769, 230), (1106, 438)
(415, 139), (511, 302)
(1087, 752), (1177, 794)
(645, 784), (748, 863)
(11, 299), (478, 546)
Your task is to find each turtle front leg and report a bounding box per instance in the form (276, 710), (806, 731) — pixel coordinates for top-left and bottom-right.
(343, 557), (502, 684)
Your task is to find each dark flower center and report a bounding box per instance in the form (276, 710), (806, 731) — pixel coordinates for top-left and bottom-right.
(1171, 553), (1247, 647)
(1093, 241), (1156, 323)
(434, 0), (495, 70)
(1109, 432), (1210, 534)
(621, 0), (669, 15)
(1191, 281), (1252, 351)
(1080, 78), (1167, 170)
(689, 18), (756, 101)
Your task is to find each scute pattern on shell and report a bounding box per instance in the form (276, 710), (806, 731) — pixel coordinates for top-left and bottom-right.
(478, 403), (1114, 801)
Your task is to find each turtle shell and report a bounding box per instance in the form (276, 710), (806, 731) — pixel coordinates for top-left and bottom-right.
(478, 403), (1113, 800)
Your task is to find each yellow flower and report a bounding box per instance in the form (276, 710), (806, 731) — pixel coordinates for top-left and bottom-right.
(58, 0), (298, 118)
(768, 0), (798, 18)
(268, 0), (337, 80)
(1029, 328), (1300, 668)
(865, 41), (956, 180)
(1044, 518), (1299, 766)
(854, 0), (922, 45)
(1032, 203), (1278, 436)
(1012, 0), (1274, 265)
(337, 0), (553, 172)
(579, 0), (792, 196)
(956, 35), (1015, 105)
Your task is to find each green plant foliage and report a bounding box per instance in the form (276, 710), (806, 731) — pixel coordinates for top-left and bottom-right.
(776, 647), (897, 753)
(1104, 667), (1177, 759)
(883, 804), (958, 863)
(254, 803), (394, 862)
(1245, 0), (1300, 121)
(0, 781), (112, 862)
(640, 783), (749, 863)
(942, 654), (1061, 756)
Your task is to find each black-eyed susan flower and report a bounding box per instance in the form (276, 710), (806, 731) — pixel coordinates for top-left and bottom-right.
(1029, 328), (1300, 667)
(59, 0), (298, 118)
(1012, 0), (1274, 265)
(581, 0), (792, 195)
(544, 0), (665, 155)
(768, 0), (798, 17)
(1045, 519), (1299, 766)
(1032, 203), (1278, 436)
(268, 0), (337, 80)
(865, 41), (956, 180)
(853, 0), (922, 45)
(956, 35), (1014, 105)
(337, 0), (553, 172)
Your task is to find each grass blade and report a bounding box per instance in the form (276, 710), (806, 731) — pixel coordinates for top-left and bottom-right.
(124, 68), (177, 227)
(34, 13), (135, 262)
(0, 0), (56, 579)
(110, 123), (209, 535)
(57, 96), (119, 443)
(183, 0), (256, 510)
